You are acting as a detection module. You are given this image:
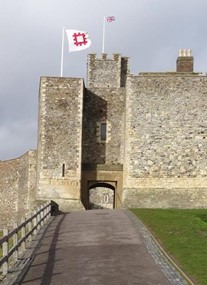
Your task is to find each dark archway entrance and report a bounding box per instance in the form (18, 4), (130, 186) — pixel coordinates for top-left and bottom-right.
(81, 169), (123, 209)
(88, 182), (115, 209)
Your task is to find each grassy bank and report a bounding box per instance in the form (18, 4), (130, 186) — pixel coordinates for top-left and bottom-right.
(130, 209), (207, 285)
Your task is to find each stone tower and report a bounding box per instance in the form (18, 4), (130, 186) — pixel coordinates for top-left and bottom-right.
(36, 54), (129, 211)
(82, 54), (129, 209)
(36, 77), (85, 211)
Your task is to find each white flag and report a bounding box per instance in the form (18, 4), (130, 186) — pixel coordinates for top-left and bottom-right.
(65, 30), (91, 52)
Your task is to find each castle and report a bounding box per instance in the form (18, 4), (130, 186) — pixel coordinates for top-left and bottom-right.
(1, 49), (207, 227)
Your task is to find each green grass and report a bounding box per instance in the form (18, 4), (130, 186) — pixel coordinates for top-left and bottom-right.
(130, 209), (207, 285)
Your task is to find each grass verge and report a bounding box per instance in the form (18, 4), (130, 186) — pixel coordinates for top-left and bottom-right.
(130, 209), (207, 285)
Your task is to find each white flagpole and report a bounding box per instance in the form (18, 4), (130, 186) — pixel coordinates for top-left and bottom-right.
(60, 27), (65, 77)
(102, 16), (106, 53)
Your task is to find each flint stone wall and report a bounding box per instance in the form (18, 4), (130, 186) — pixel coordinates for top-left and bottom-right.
(82, 88), (125, 165)
(0, 151), (36, 228)
(123, 74), (207, 207)
(36, 77), (84, 211)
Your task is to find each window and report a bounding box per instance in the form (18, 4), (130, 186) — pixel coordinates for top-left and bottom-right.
(96, 121), (111, 143)
(100, 123), (107, 141)
(62, 164), (65, 177)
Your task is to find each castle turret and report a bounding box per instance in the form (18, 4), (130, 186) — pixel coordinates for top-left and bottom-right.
(176, 49), (194, 72)
(87, 53), (129, 88)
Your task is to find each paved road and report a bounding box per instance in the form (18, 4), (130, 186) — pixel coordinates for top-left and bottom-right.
(18, 209), (187, 285)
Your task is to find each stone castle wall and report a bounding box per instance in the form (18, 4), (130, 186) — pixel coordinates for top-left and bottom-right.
(81, 54), (128, 209)
(82, 88), (125, 165)
(17, 150), (37, 219)
(36, 77), (85, 211)
(0, 151), (36, 228)
(123, 73), (207, 208)
(1, 51), (207, 226)
(82, 54), (129, 166)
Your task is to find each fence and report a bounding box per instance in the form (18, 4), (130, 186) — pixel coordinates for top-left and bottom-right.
(0, 201), (52, 276)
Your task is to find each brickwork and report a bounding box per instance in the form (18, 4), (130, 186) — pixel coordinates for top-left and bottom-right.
(176, 57), (194, 72)
(176, 49), (194, 72)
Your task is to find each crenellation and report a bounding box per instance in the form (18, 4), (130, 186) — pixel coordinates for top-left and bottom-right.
(102, 53), (107, 60)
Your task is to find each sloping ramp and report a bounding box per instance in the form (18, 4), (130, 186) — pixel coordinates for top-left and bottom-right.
(13, 210), (188, 285)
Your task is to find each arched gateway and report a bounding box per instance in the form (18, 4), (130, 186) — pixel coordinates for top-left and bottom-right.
(88, 182), (115, 209)
(81, 166), (123, 210)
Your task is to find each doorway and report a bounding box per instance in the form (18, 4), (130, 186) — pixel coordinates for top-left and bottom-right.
(88, 182), (115, 209)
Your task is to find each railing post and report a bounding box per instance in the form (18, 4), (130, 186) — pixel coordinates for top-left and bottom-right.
(46, 203), (49, 219)
(13, 222), (18, 262)
(28, 213), (32, 242)
(48, 202), (52, 217)
(33, 209), (37, 235)
(21, 218), (26, 251)
(2, 228), (9, 275)
(40, 205), (44, 227)
(43, 203), (47, 223)
(37, 207), (41, 231)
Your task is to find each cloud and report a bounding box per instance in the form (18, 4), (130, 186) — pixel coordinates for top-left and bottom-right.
(0, 120), (37, 160)
(1, 0), (207, 159)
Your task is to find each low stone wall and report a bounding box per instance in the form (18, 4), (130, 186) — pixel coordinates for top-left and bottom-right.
(0, 150), (37, 228)
(0, 158), (19, 228)
(122, 178), (207, 208)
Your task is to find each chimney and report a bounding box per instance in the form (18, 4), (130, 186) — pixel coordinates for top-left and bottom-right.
(176, 49), (194, 72)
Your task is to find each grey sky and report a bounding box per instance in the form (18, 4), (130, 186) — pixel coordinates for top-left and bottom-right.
(1, 0), (207, 160)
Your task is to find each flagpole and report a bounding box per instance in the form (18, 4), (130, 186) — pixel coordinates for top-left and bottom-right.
(102, 16), (106, 53)
(60, 27), (65, 77)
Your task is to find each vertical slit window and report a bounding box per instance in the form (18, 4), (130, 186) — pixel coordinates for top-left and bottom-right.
(100, 123), (107, 141)
(62, 164), (65, 177)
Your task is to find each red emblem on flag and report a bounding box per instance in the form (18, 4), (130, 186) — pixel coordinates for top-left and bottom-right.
(66, 30), (91, 52)
(73, 32), (88, 46)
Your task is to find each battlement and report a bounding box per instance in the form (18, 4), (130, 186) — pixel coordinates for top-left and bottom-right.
(87, 53), (129, 88)
(88, 53), (124, 61)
